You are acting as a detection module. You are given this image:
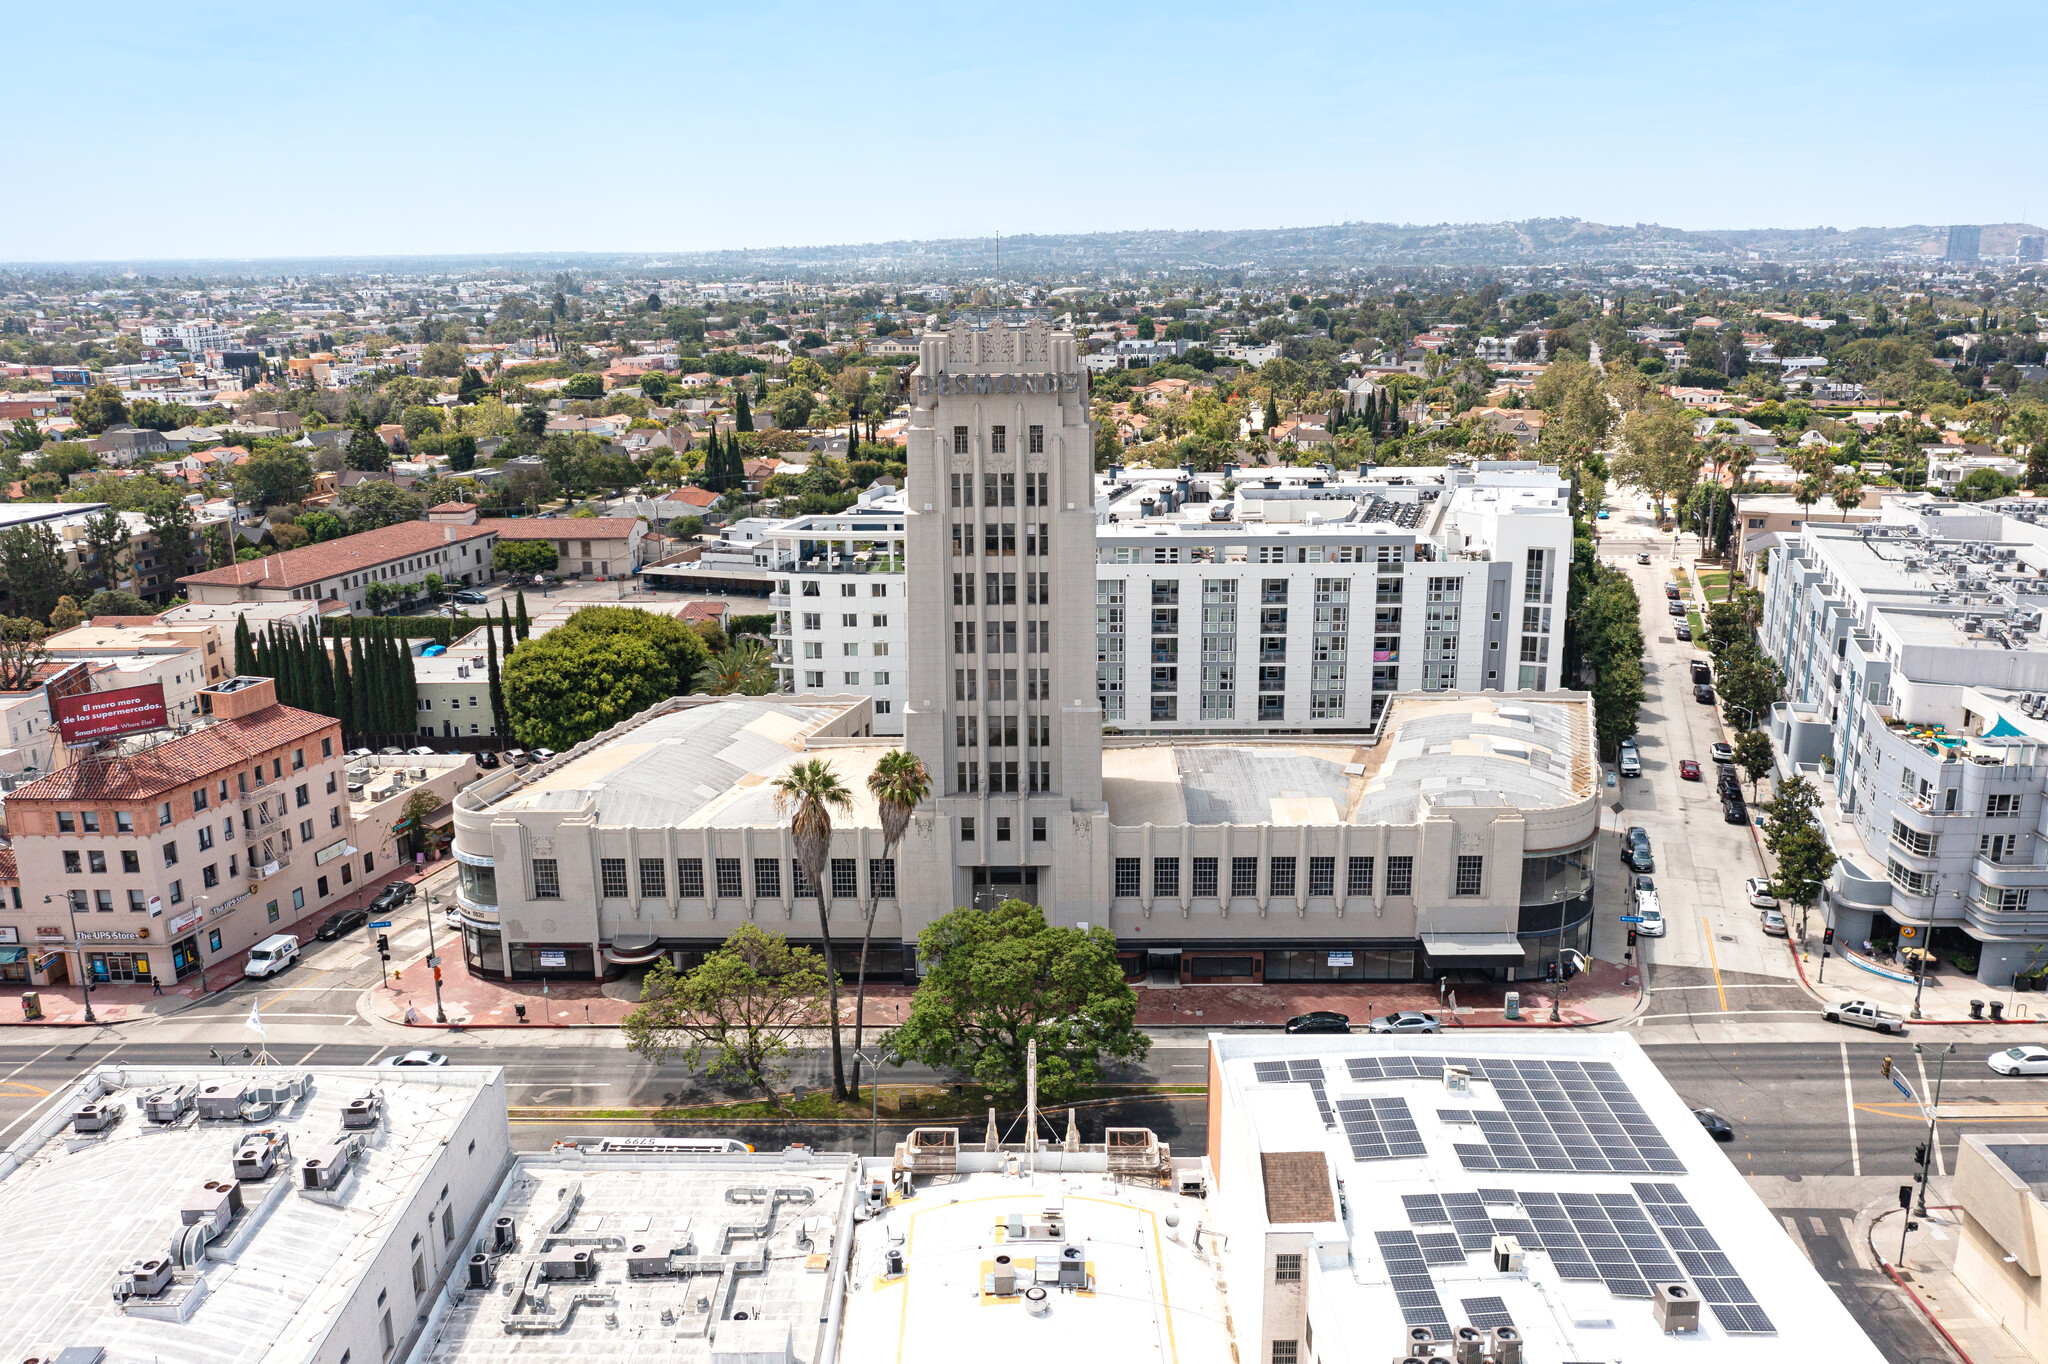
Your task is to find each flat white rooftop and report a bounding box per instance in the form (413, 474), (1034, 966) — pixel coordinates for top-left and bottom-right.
(836, 1169), (1228, 1364)
(0, 1065), (503, 1364)
(1210, 1033), (1886, 1364)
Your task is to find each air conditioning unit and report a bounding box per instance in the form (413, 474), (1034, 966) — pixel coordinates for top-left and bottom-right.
(1652, 1282), (1700, 1333)
(342, 1093), (382, 1129)
(72, 1101), (122, 1134)
(1489, 1327), (1523, 1364)
(234, 1130), (285, 1181)
(1490, 1235), (1525, 1273)
(492, 1216), (518, 1253)
(196, 1081), (250, 1121)
(115, 1256), (174, 1301)
(1451, 1325), (1487, 1364)
(466, 1253), (496, 1290)
(145, 1084), (197, 1124)
(302, 1141), (352, 1190)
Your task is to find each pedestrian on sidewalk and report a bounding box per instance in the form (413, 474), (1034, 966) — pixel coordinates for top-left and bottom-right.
(150, 974), (163, 996)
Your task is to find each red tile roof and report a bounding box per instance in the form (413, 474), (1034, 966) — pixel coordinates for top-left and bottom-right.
(1260, 1151), (1336, 1224)
(665, 487), (721, 507)
(489, 518), (640, 540)
(176, 521), (495, 591)
(0, 846), (15, 884)
(429, 501), (475, 513)
(8, 705), (339, 804)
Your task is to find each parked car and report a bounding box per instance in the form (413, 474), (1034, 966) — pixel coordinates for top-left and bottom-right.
(1675, 622), (1693, 641)
(1635, 889), (1665, 936)
(1989, 1045), (2048, 1076)
(407, 745), (437, 756)
(1618, 738), (1641, 778)
(1285, 1011), (1351, 1035)
(1822, 998), (1907, 1034)
(376, 1051), (449, 1068)
(1368, 1011), (1442, 1035)
(531, 748), (557, 764)
(1665, 583), (1682, 600)
(451, 588), (489, 606)
(1633, 874), (1656, 895)
(1745, 878), (1778, 909)
(1623, 826), (1653, 871)
(1637, 551), (1651, 565)
(476, 751), (501, 769)
(244, 934), (300, 979)
(1691, 661), (1712, 685)
(1722, 799), (1747, 825)
(1694, 683), (1715, 704)
(1679, 759), (1701, 781)
(314, 906), (370, 941)
(1711, 742), (1735, 764)
(505, 749), (530, 767)
(1693, 1108), (1734, 1141)
(346, 747), (374, 760)
(371, 881), (416, 912)
(1760, 908), (1788, 936)
(1667, 600), (1687, 617)
(377, 746), (403, 756)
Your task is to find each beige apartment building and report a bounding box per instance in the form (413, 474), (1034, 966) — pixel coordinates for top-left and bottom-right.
(178, 520), (498, 609)
(0, 675), (375, 988)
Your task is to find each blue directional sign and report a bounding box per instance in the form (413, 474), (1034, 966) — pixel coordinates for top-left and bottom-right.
(1892, 1075), (1913, 1100)
(1618, 915), (1644, 924)
(368, 920), (393, 929)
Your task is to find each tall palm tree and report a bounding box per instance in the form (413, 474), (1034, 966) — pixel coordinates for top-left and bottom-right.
(854, 750), (929, 1095)
(772, 759), (854, 1100)
(1832, 470), (1865, 521)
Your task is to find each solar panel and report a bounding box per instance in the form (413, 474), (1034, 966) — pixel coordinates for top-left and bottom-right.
(1376, 1230), (1449, 1329)
(1448, 1060), (1687, 1177)
(1403, 1194), (1449, 1224)
(1342, 1095), (1424, 1162)
(1256, 1056), (1336, 1127)
(1460, 1297), (1515, 1330)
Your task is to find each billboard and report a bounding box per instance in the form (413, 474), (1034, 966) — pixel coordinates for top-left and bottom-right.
(54, 683), (169, 743)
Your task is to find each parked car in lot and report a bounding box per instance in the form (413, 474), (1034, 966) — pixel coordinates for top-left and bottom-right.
(1711, 741), (1735, 764)
(1693, 1108), (1734, 1141)
(1822, 998), (1907, 1034)
(1745, 878), (1778, 909)
(1285, 1011), (1351, 1034)
(452, 588), (489, 606)
(407, 745), (437, 756)
(1990, 1045), (2048, 1076)
(346, 747), (374, 760)
(1678, 759), (1701, 781)
(531, 748), (557, 764)
(1760, 908), (1788, 936)
(314, 906), (370, 941)
(1368, 1011), (1442, 1035)
(505, 749), (530, 767)
(1623, 826), (1653, 871)
(476, 750), (501, 769)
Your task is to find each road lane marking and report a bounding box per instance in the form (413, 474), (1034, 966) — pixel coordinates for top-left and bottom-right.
(1841, 1043), (1861, 1176)
(1702, 918), (1728, 1011)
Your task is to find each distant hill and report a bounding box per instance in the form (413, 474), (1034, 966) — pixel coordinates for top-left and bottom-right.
(9, 220), (2042, 279)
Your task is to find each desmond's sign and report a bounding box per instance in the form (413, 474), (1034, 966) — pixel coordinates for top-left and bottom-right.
(917, 371), (1081, 397)
(53, 682), (169, 744)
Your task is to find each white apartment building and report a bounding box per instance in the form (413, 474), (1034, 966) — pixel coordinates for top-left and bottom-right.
(1762, 500), (2048, 985)
(745, 465), (1569, 735)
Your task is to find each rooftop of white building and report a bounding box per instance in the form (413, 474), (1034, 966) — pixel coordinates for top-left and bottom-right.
(411, 1146), (854, 1364)
(1208, 1032), (1886, 1364)
(0, 1064), (503, 1364)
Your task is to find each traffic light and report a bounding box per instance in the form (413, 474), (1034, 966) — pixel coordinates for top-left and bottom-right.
(1881, 1056), (1893, 1079)
(377, 933), (391, 960)
(1823, 926), (1835, 946)
(1627, 928), (1638, 947)
(1915, 1144), (1929, 1169)
(1546, 961), (1559, 983)
(1899, 1185), (1913, 1209)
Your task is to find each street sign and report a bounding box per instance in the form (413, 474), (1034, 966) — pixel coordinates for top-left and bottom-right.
(368, 920), (393, 929)
(1892, 1075), (1914, 1100)
(1618, 915), (1644, 924)
(426, 955), (441, 968)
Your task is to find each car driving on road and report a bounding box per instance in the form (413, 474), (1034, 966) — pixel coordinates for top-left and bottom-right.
(375, 1051), (448, 1068)
(1822, 998), (1907, 1034)
(371, 881), (416, 913)
(1990, 1045), (2048, 1075)
(1693, 1108), (1734, 1140)
(314, 906), (370, 941)
(1679, 759), (1700, 781)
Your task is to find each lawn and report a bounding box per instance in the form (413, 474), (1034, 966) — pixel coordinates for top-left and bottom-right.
(1696, 570), (1731, 595)
(1686, 610), (1704, 644)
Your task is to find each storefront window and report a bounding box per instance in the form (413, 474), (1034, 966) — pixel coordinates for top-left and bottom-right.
(89, 952), (149, 984)
(458, 861), (498, 908)
(172, 937), (202, 980)
(464, 926), (504, 977)
(509, 944), (593, 977)
(1265, 948), (1417, 981)
(1520, 841), (1595, 906)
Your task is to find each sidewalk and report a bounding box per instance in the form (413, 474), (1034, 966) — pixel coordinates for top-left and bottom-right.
(1, 857), (452, 1027)
(369, 957), (1645, 1030)
(1868, 1202), (2032, 1364)
(1787, 932), (2047, 1025)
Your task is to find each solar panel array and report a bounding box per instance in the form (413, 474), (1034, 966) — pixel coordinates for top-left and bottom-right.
(1375, 1230), (1450, 1331)
(1454, 1060), (1685, 1175)
(1515, 1191), (1683, 1298)
(1336, 1095), (1426, 1161)
(1460, 1297), (1515, 1331)
(1253, 1058), (1335, 1126)
(1634, 1182), (1775, 1335)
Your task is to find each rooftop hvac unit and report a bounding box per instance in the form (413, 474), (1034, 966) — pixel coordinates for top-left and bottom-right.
(301, 1141), (352, 1190)
(466, 1252), (495, 1290)
(195, 1082), (250, 1121)
(1489, 1327), (1522, 1364)
(407, 767), (428, 781)
(1404, 1326), (1438, 1355)
(1490, 1235), (1524, 1273)
(342, 1093), (382, 1129)
(492, 1216), (518, 1253)
(1056, 1243), (1087, 1287)
(1452, 1325), (1487, 1364)
(1652, 1282), (1700, 1333)
(114, 1256), (173, 1301)
(539, 1250), (595, 1281)
(145, 1085), (197, 1124)
(72, 1101), (121, 1134)
(627, 1243), (676, 1278)
(234, 1130), (286, 1181)
(180, 1179), (243, 1234)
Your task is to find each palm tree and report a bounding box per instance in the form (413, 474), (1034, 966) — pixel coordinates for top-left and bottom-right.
(692, 639), (778, 696)
(772, 758), (854, 1100)
(1831, 470), (1865, 521)
(854, 749), (929, 1096)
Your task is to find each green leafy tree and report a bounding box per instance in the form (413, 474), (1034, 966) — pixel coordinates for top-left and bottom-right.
(233, 445), (314, 508)
(514, 588), (531, 641)
(297, 509), (346, 543)
(234, 613), (256, 674)
(72, 384), (128, 435)
(691, 638), (778, 695)
(1609, 402), (1701, 522)
(493, 539), (558, 576)
(1716, 644), (1784, 731)
(1762, 774), (1836, 933)
(853, 750), (928, 1091)
(345, 421), (390, 472)
(48, 595), (85, 630)
(620, 925), (831, 1109)
(485, 623), (509, 740)
(501, 628), (667, 749)
(563, 373), (604, 400)
(0, 522), (84, 622)
(363, 580), (395, 615)
(770, 758), (855, 1100)
(81, 589), (153, 618)
(80, 507), (131, 592)
(1732, 728), (1775, 801)
(890, 901), (1149, 1104)
(735, 388), (754, 432)
(339, 480), (425, 530)
(0, 616), (51, 689)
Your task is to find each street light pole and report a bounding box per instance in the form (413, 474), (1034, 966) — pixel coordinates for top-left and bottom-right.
(425, 890), (447, 1024)
(1914, 1042), (1955, 1217)
(1910, 925), (1930, 1020)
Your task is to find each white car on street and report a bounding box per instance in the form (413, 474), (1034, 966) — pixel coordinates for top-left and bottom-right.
(1745, 878), (1778, 909)
(1990, 1045), (2048, 1076)
(1634, 890), (1665, 936)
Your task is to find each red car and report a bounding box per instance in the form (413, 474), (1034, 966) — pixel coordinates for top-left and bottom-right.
(1679, 759), (1702, 781)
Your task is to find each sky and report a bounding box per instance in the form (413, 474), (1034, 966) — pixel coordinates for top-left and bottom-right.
(6, 0), (2046, 263)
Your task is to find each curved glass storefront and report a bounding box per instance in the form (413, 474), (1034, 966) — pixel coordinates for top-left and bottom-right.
(1521, 842), (1594, 906)
(457, 859), (497, 912)
(1515, 838), (1596, 974)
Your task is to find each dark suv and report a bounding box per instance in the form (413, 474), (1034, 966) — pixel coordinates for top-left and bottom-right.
(1624, 826), (1653, 872)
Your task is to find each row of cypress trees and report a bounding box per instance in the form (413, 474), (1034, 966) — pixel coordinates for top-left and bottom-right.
(233, 615), (420, 739)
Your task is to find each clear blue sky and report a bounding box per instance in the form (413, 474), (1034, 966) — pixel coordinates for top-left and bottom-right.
(6, 0), (2044, 263)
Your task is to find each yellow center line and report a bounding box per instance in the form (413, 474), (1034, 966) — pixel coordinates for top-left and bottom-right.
(1701, 916), (1728, 1011)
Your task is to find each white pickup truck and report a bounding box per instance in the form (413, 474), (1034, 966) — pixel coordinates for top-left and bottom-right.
(1821, 998), (1907, 1034)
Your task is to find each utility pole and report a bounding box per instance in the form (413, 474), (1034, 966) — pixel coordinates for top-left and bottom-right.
(1914, 1042), (1956, 1217)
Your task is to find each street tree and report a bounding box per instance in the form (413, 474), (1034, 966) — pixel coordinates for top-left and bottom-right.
(0, 617), (50, 689)
(0, 523), (84, 622)
(80, 507), (131, 593)
(854, 749), (929, 1092)
(1732, 728), (1775, 801)
(1762, 774), (1837, 934)
(620, 925), (831, 1110)
(889, 900), (1148, 1105)
(1609, 403), (1701, 522)
(1716, 644), (1784, 731)
(771, 758), (855, 1101)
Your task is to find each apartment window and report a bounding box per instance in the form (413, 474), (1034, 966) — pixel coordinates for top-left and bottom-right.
(596, 858), (627, 898)
(1386, 856), (1414, 896)
(841, 583), (857, 598)
(163, 841), (179, 867)
(753, 858), (782, 899)
(1154, 857), (1180, 897)
(869, 858), (896, 899)
(1988, 793), (2022, 818)
(1231, 856), (1258, 898)
(1114, 857), (1142, 898)
(1887, 858), (1932, 895)
(442, 1203), (455, 1245)
(168, 879), (182, 904)
(1272, 1344), (1299, 1364)
(1192, 856), (1219, 897)
(960, 817), (976, 842)
(991, 425), (1007, 455)
(953, 425), (968, 454)
(638, 858), (667, 898)
(82, 812), (100, 833)
(63, 850), (82, 873)
(803, 612), (821, 630)
(380, 1309), (395, 1359)
(1273, 1253), (1303, 1283)
(531, 859), (560, 899)
(678, 858), (705, 898)
(1269, 856), (1297, 898)
(831, 858), (858, 899)
(67, 889), (87, 914)
(295, 783), (310, 808)
(1028, 424), (1044, 454)
(1347, 856), (1374, 895)
(715, 858), (744, 898)
(114, 811), (133, 833)
(1455, 855), (1484, 897)
(1032, 817), (1047, 843)
(192, 788), (208, 813)
(1308, 856), (1335, 898)
(411, 1254), (427, 1300)
(95, 889), (115, 913)
(1889, 819), (1937, 857)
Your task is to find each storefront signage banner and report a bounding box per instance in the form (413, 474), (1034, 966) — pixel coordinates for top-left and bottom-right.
(315, 839), (352, 866)
(1327, 950), (1355, 967)
(168, 910), (202, 935)
(0, 927), (15, 945)
(537, 950), (568, 968)
(78, 929), (141, 942)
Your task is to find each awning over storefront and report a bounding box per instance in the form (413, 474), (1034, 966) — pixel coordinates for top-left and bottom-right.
(0, 947), (26, 965)
(1420, 932), (1527, 965)
(603, 944), (665, 966)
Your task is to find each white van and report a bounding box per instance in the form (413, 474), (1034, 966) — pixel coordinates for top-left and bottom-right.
(244, 934), (300, 979)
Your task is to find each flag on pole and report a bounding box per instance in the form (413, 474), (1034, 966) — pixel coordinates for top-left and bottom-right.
(245, 998), (266, 1038)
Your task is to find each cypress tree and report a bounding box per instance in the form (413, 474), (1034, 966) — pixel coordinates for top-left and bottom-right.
(514, 589), (531, 642)
(499, 601), (515, 658)
(398, 639), (420, 735)
(233, 614), (255, 675)
(348, 633), (370, 737)
(486, 622), (509, 742)
(332, 636), (354, 741)
(309, 623), (336, 718)
(735, 388), (754, 433)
